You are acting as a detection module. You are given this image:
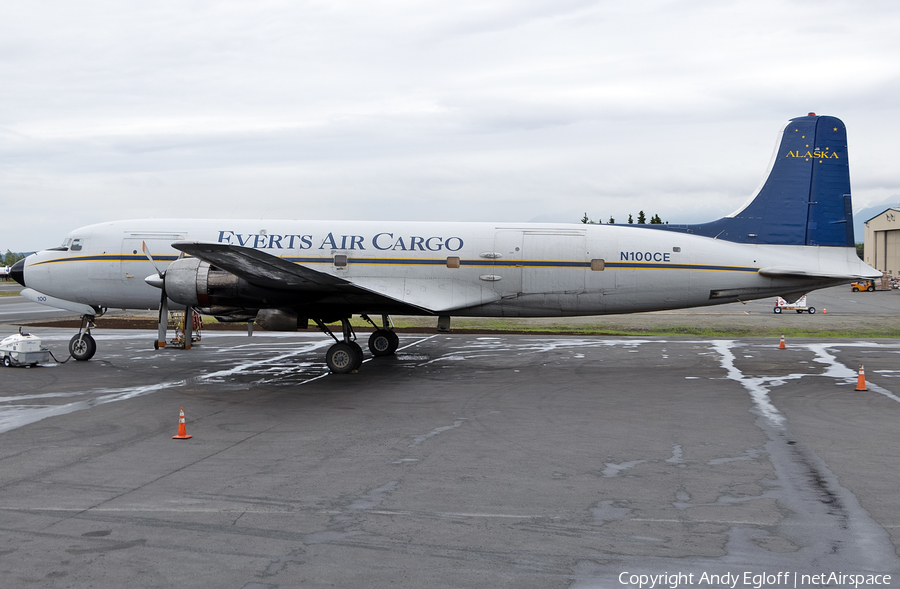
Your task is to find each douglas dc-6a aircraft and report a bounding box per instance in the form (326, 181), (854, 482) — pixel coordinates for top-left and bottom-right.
(10, 114), (881, 373)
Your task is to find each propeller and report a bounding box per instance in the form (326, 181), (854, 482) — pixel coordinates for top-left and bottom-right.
(142, 241), (169, 349)
(142, 241), (166, 279)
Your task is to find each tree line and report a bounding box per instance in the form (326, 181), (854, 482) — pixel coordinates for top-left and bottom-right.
(2, 250), (26, 266)
(581, 211), (666, 225)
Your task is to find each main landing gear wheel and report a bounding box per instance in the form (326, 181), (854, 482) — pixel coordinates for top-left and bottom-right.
(69, 333), (97, 361)
(388, 330), (400, 353)
(348, 341), (364, 370)
(368, 329), (399, 356)
(326, 342), (360, 374)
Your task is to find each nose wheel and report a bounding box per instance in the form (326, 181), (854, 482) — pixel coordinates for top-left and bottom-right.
(69, 333), (96, 361)
(69, 315), (98, 361)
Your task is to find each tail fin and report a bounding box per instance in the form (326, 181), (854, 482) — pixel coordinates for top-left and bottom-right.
(650, 114), (854, 246)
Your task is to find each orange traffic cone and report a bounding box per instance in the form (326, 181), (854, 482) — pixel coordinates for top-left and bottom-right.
(173, 408), (193, 439)
(823, 308), (827, 314)
(855, 364), (868, 391)
(778, 334), (786, 349)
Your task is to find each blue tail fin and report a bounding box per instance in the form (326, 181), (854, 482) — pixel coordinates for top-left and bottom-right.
(649, 114), (854, 246)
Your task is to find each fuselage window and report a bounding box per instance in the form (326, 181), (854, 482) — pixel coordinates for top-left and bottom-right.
(70, 238), (84, 251)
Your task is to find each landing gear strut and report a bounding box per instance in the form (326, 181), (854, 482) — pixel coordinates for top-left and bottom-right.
(69, 315), (97, 361)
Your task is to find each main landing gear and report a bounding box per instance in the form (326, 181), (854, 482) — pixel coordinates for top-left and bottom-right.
(364, 314), (400, 358)
(314, 315), (400, 374)
(68, 315), (97, 361)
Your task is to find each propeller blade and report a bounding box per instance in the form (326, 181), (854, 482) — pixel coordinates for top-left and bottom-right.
(155, 281), (168, 349)
(144, 241), (169, 348)
(142, 241), (165, 278)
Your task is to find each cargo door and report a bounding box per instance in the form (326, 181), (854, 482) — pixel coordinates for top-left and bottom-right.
(483, 230), (523, 295)
(522, 231), (586, 294)
(121, 232), (186, 284)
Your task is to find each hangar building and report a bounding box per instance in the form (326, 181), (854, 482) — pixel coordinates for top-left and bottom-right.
(863, 207), (900, 277)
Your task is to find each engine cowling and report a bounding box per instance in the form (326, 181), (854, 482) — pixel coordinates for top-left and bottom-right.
(164, 258), (205, 307)
(164, 258), (299, 312)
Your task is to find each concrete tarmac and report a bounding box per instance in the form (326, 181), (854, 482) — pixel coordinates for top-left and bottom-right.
(0, 329), (899, 588)
(0, 282), (73, 323)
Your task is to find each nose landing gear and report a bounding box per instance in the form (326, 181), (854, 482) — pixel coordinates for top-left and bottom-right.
(69, 315), (97, 361)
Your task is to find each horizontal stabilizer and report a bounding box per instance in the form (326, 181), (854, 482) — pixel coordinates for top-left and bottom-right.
(757, 266), (880, 280)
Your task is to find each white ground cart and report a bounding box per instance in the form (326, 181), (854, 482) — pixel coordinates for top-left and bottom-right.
(774, 295), (815, 314)
(0, 329), (51, 367)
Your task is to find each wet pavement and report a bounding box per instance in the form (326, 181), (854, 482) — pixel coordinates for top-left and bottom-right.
(0, 329), (898, 587)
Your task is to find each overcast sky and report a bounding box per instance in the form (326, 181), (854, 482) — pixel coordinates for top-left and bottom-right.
(3, 0), (900, 252)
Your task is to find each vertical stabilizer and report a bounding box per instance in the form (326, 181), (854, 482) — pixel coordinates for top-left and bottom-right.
(647, 114), (854, 246)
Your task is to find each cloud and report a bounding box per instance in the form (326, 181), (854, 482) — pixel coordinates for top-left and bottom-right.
(1, 0), (899, 250)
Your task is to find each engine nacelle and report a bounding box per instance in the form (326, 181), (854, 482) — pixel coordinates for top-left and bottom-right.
(164, 258), (299, 311)
(164, 258), (206, 307)
(255, 308), (309, 331)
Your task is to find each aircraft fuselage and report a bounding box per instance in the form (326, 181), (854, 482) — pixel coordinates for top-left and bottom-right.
(20, 218), (868, 318)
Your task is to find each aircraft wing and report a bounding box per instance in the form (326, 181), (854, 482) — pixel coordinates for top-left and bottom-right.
(173, 242), (351, 290)
(172, 242), (499, 313)
(348, 276), (501, 312)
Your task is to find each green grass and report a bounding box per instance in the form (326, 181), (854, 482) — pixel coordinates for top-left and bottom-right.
(382, 318), (900, 338)
(0, 291), (20, 297)
(196, 315), (899, 339)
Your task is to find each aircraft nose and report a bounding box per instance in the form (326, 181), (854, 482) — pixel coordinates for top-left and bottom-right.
(10, 259), (25, 287)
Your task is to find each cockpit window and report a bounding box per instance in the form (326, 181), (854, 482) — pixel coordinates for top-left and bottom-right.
(70, 238), (84, 251)
(51, 237), (73, 251)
